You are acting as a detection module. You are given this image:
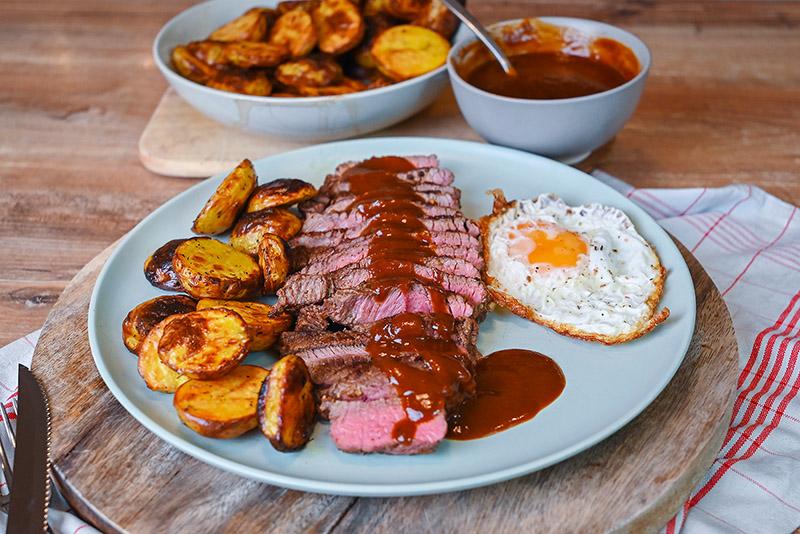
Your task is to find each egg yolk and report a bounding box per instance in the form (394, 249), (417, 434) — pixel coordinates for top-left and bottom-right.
(509, 223), (588, 268)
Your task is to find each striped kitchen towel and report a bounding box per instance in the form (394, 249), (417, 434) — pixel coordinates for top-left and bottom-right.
(1, 177), (799, 532)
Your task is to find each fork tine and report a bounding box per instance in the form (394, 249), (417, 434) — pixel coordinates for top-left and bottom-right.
(0, 401), (16, 447)
(0, 407), (13, 487)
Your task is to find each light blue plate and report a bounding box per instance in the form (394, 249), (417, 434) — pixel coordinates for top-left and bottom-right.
(88, 138), (695, 496)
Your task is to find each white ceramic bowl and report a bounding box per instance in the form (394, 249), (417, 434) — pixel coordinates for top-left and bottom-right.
(153, 0), (462, 141)
(447, 17), (651, 163)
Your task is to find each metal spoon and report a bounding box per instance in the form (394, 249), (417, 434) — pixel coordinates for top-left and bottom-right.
(440, 0), (516, 76)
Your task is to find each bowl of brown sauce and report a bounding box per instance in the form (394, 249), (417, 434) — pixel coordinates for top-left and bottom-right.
(447, 18), (650, 163)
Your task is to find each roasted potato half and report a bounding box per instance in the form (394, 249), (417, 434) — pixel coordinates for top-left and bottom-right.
(312, 0), (365, 55)
(247, 179), (317, 212)
(230, 208), (303, 255)
(270, 9), (317, 58)
(413, 0), (458, 39)
(193, 159), (257, 235)
(207, 70), (273, 96)
(208, 7), (270, 42)
(144, 238), (189, 291)
(294, 77), (366, 95)
(122, 295), (197, 354)
(258, 355), (316, 451)
(223, 41), (289, 68)
(172, 45), (217, 83)
(276, 57), (343, 88)
(371, 24), (450, 81)
(384, 0), (428, 20)
(173, 238), (263, 299)
(138, 316), (190, 393)
(158, 308), (250, 379)
(258, 234), (290, 294)
(196, 299), (292, 351)
(174, 365), (270, 438)
(276, 0), (314, 15)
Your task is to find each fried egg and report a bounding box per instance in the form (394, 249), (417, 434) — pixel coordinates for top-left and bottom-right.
(481, 192), (669, 344)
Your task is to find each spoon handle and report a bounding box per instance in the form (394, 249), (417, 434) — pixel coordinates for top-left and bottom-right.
(439, 0), (516, 75)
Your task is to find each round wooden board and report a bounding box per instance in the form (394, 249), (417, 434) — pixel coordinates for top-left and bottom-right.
(31, 240), (737, 533)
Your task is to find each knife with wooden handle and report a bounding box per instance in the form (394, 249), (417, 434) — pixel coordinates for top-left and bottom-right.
(7, 365), (51, 533)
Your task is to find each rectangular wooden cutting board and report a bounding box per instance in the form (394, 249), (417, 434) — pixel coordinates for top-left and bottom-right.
(138, 88), (484, 178)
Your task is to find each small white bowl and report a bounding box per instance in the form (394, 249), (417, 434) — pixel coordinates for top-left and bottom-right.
(153, 0), (462, 141)
(447, 17), (651, 163)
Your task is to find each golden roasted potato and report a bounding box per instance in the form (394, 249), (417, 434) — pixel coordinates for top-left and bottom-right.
(413, 0), (458, 38)
(193, 159), (257, 235)
(312, 0), (365, 55)
(174, 365), (270, 438)
(258, 355), (316, 451)
(196, 299), (292, 351)
(230, 208), (303, 254)
(208, 7), (269, 42)
(206, 70), (273, 96)
(371, 24), (449, 81)
(276, 0), (314, 15)
(172, 45), (217, 83)
(247, 179), (317, 212)
(222, 41), (290, 68)
(276, 57), (343, 88)
(186, 40), (227, 67)
(144, 238), (189, 291)
(363, 0), (391, 17)
(270, 9), (317, 58)
(138, 316), (190, 393)
(384, 0), (427, 20)
(258, 234), (290, 294)
(173, 238), (263, 299)
(158, 308), (250, 379)
(122, 295), (197, 354)
(294, 77), (366, 95)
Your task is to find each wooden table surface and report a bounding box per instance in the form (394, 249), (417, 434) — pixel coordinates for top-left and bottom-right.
(2, 0), (799, 347)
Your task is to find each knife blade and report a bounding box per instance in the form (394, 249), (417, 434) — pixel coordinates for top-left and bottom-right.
(7, 365), (51, 534)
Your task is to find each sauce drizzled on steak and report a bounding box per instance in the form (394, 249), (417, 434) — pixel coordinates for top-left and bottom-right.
(341, 157), (475, 443)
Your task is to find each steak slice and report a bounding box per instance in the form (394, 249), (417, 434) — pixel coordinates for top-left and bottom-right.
(277, 264), (487, 311)
(300, 183), (462, 215)
(322, 190), (461, 213)
(327, 398), (446, 454)
(302, 207), (464, 233)
(294, 240), (483, 276)
(290, 230), (479, 258)
(333, 155), (439, 177)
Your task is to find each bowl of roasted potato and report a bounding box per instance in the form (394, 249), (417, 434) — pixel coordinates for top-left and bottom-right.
(153, 0), (463, 141)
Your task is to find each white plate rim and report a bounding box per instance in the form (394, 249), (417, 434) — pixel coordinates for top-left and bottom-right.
(88, 137), (696, 496)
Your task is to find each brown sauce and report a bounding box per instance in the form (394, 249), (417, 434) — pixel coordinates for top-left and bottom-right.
(447, 349), (565, 440)
(456, 18), (639, 100)
(340, 157), (474, 444)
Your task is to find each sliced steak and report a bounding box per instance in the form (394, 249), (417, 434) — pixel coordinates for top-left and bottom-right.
(277, 264), (486, 311)
(290, 230), (478, 257)
(322, 190), (461, 213)
(300, 183), (461, 215)
(302, 207), (465, 233)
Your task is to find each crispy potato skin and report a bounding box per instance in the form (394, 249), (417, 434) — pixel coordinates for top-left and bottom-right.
(209, 7), (269, 42)
(312, 0), (365, 55)
(138, 316), (190, 393)
(207, 70), (273, 96)
(412, 0), (458, 38)
(174, 365), (270, 438)
(270, 9), (318, 58)
(294, 77), (365, 95)
(276, 0), (314, 15)
(173, 238), (263, 299)
(230, 208), (303, 255)
(189, 41), (288, 69)
(144, 238), (189, 291)
(172, 45), (217, 83)
(384, 0), (427, 20)
(246, 179), (317, 212)
(258, 235), (290, 294)
(196, 299), (292, 351)
(371, 24), (450, 81)
(276, 56), (343, 88)
(122, 295), (197, 354)
(193, 159), (257, 235)
(258, 355), (316, 451)
(158, 308), (250, 379)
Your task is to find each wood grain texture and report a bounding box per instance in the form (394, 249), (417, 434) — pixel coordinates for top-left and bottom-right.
(2, 1), (800, 346)
(30, 240), (737, 532)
